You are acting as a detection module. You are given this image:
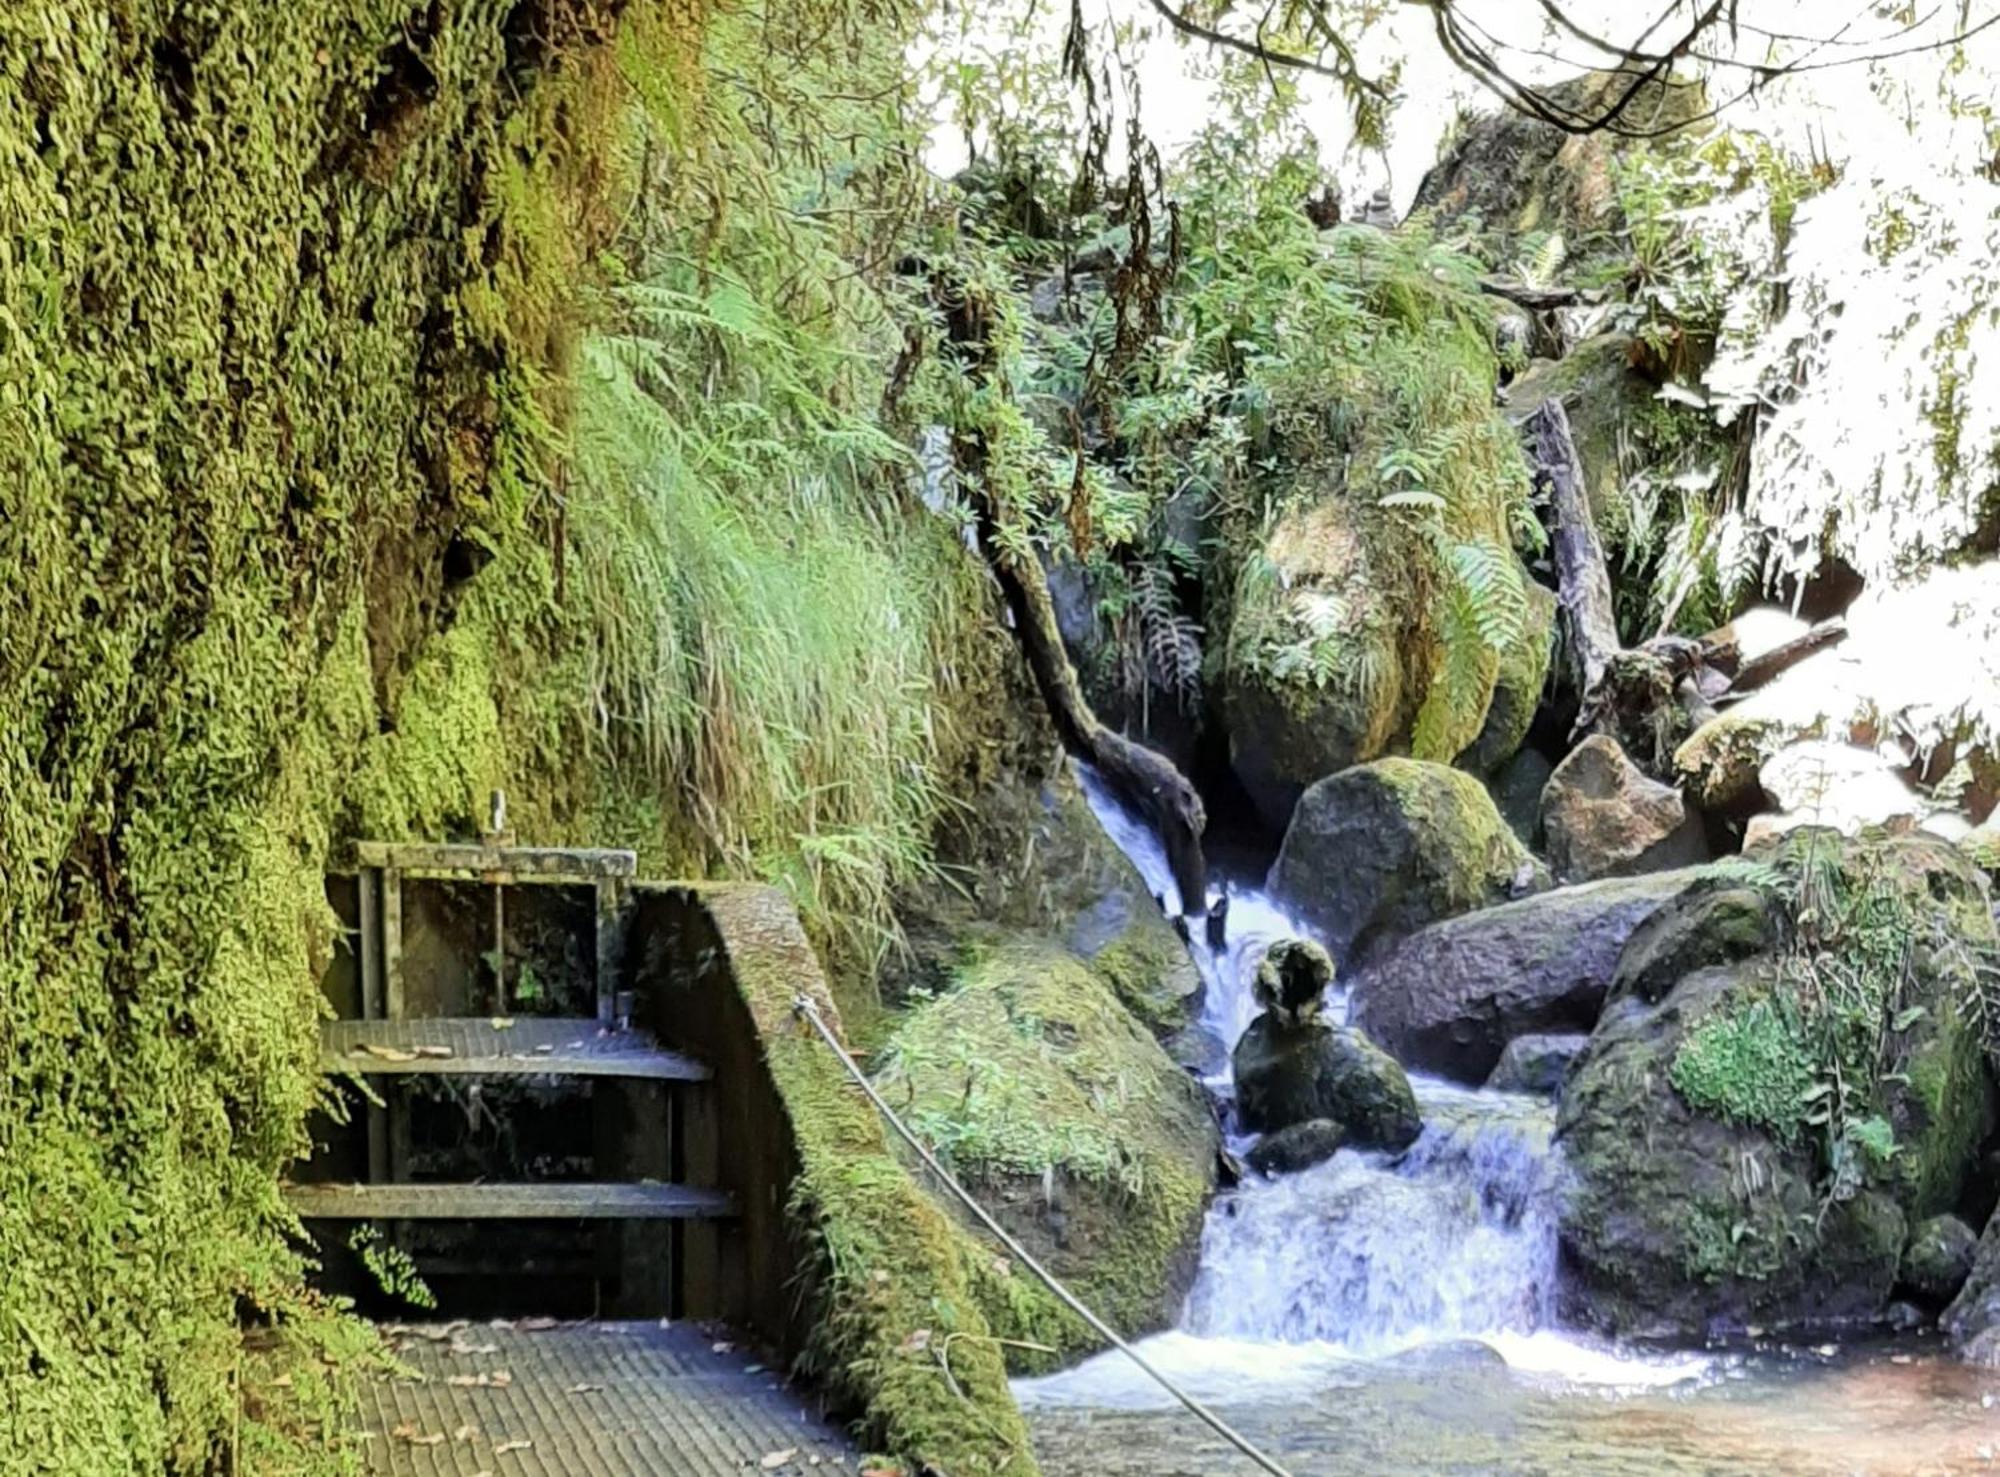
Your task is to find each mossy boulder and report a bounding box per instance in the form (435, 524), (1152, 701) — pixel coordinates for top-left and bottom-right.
(1349, 868), (1712, 1083)
(1460, 580), (1557, 776)
(1674, 714), (1788, 817)
(1556, 832), (1999, 1339)
(871, 934), (1220, 1367)
(1413, 73), (1710, 259)
(1232, 1014), (1423, 1151)
(1220, 498), (1417, 829)
(1901, 1214), (1979, 1306)
(1271, 758), (1545, 964)
(900, 762), (1200, 1042)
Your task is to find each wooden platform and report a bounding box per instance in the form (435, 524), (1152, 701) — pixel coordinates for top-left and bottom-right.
(289, 1182), (735, 1221)
(322, 1019), (709, 1081)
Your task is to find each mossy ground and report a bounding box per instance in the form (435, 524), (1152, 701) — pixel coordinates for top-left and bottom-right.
(872, 933), (1219, 1370)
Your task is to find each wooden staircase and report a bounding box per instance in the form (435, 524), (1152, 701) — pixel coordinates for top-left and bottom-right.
(292, 834), (732, 1318)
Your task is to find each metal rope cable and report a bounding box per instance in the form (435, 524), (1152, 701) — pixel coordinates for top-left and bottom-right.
(791, 994), (1295, 1477)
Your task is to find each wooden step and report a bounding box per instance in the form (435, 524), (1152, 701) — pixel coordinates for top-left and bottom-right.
(321, 1018), (708, 1081)
(288, 1181), (735, 1220)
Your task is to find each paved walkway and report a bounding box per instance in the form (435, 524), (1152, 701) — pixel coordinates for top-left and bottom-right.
(361, 1321), (857, 1476)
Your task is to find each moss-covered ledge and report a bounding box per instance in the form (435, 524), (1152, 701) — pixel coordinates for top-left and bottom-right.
(626, 882), (1039, 1477)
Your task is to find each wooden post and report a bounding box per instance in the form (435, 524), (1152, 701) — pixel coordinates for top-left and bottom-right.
(381, 868), (404, 1023)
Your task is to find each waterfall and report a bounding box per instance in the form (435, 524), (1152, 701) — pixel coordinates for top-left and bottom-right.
(1019, 770), (1707, 1413)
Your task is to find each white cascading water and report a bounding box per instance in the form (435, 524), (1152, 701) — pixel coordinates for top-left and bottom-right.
(1020, 769), (1706, 1411)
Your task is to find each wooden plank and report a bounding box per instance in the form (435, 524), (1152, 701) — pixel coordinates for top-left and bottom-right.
(351, 841), (636, 881)
(381, 867), (404, 1023)
(357, 868), (381, 1022)
(287, 1181), (735, 1220)
(595, 878), (621, 1026)
(321, 1019), (710, 1082)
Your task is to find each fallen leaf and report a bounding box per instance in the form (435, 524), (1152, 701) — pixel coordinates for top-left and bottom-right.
(455, 1424), (479, 1443)
(494, 1439), (532, 1455)
(761, 1448), (799, 1469)
(711, 1340), (735, 1354)
(519, 1316), (558, 1332)
(566, 1382), (603, 1394)
(359, 1045), (418, 1063)
(444, 1370), (512, 1389)
(743, 1363), (766, 1375)
(269, 1373), (293, 1389)
(489, 1017), (515, 1030)
(449, 1341), (499, 1356)
(899, 1329), (931, 1354)
(412, 1044), (453, 1059)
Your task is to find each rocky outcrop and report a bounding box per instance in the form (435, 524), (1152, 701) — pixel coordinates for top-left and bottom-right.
(1557, 833), (1998, 1340)
(1541, 734), (1708, 881)
(1271, 758), (1543, 964)
(1901, 1214), (1979, 1306)
(1246, 1119), (1347, 1176)
(1233, 1014), (1422, 1152)
(1348, 869), (1711, 1083)
(1486, 1033), (1589, 1096)
(1945, 1210), (2000, 1366)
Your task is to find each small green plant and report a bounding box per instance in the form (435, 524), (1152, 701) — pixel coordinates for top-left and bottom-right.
(347, 1227), (437, 1312)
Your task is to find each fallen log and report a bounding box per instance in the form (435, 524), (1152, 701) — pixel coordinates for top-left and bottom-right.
(1723, 618), (1848, 699)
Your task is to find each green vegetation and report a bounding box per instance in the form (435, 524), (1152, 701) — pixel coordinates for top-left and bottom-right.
(694, 884), (1040, 1476)
(1668, 832), (1999, 1215)
(872, 933), (1218, 1368)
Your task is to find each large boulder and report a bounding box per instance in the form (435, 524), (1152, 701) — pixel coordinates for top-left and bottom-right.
(904, 762), (1201, 1040)
(1220, 496), (1542, 829)
(1270, 758), (1543, 964)
(872, 934), (1220, 1360)
(1232, 1014), (1422, 1152)
(1673, 713), (1788, 817)
(1220, 498), (1417, 830)
(1944, 1210), (2000, 1366)
(1558, 833), (1998, 1340)
(1348, 868), (1713, 1083)
(1541, 734), (1709, 882)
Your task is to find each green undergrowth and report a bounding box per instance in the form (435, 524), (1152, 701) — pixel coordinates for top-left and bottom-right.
(0, 0), (1018, 1467)
(871, 932), (1218, 1370)
(1669, 832), (2000, 1217)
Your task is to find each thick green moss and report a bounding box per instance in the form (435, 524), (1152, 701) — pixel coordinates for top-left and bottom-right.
(873, 933), (1219, 1370)
(0, 4), (700, 1467)
(692, 885), (1040, 1476)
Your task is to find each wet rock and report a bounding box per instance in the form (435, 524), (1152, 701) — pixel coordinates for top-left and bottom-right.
(1271, 758), (1544, 964)
(1944, 1209), (2000, 1366)
(1541, 734), (1709, 882)
(1252, 938), (1335, 1027)
(1233, 1014), (1422, 1152)
(1485, 1032), (1589, 1096)
(1558, 833), (1997, 1340)
(1348, 868), (1711, 1083)
(1245, 1119), (1347, 1176)
(1900, 1214), (1979, 1306)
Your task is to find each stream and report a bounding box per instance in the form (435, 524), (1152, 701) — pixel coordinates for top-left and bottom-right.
(1022, 771), (2000, 1475)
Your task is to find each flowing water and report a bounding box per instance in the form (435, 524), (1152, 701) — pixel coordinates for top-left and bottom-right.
(1029, 769), (2000, 1474)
